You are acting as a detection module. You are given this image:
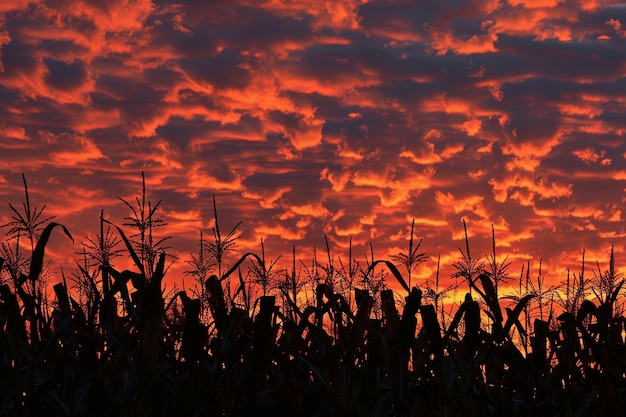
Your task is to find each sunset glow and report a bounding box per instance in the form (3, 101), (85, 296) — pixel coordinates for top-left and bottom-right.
(1, 0), (626, 295)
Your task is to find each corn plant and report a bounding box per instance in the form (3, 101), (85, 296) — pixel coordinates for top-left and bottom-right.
(117, 171), (170, 279)
(1, 175), (626, 416)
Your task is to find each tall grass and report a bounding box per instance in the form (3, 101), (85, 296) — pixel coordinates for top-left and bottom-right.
(1, 175), (625, 416)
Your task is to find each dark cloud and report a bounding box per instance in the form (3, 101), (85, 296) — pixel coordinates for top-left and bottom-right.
(0, 39), (39, 79)
(179, 49), (251, 90)
(213, 7), (313, 52)
(44, 58), (88, 91)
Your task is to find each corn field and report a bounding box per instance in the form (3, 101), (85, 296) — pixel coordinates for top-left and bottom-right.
(1, 175), (626, 417)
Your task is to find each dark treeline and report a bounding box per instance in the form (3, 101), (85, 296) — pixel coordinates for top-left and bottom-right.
(1, 174), (626, 417)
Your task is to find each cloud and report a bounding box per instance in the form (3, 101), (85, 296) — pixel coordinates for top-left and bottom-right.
(255, 222), (306, 241)
(49, 135), (106, 166)
(0, 124), (27, 140)
(0, 0), (625, 294)
(572, 147), (611, 164)
(186, 163), (243, 191)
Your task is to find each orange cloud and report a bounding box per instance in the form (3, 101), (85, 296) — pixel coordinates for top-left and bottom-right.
(606, 18), (626, 37)
(441, 143), (465, 159)
(399, 143), (442, 165)
(572, 147), (607, 164)
(559, 102), (604, 118)
(435, 191), (489, 219)
(148, 139), (183, 169)
(255, 223), (306, 241)
(411, 217), (448, 228)
(427, 24), (498, 55)
(242, 187), (291, 209)
(400, 141), (465, 165)
(502, 130), (565, 172)
(168, 209), (202, 223)
(335, 223), (363, 237)
(60, 0), (153, 33)
(0, 124), (27, 140)
(493, 5), (580, 38)
(186, 164), (243, 191)
(320, 168), (352, 192)
(462, 118), (482, 136)
(359, 213), (377, 225)
(49, 136), (105, 166)
(353, 166), (436, 207)
(489, 171), (572, 205)
(290, 202), (331, 218)
(45, 185), (112, 218)
(263, 0), (364, 31)
(612, 171), (626, 180)
(506, 0), (565, 8)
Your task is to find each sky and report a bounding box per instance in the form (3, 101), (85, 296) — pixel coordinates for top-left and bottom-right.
(1, 0), (626, 298)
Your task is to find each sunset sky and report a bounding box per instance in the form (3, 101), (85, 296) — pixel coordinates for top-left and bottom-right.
(1, 0), (626, 296)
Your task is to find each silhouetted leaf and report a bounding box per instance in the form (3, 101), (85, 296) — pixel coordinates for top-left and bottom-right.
(28, 222), (73, 282)
(365, 260), (410, 293)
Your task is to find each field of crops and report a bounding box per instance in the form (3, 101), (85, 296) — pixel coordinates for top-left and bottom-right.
(1, 175), (625, 416)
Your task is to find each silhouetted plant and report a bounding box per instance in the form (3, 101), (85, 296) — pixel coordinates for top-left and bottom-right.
(184, 230), (215, 321)
(391, 218), (427, 289)
(358, 242), (389, 318)
(452, 219), (484, 295)
(0, 236), (26, 284)
(592, 245), (625, 317)
(118, 171), (170, 279)
(276, 245), (308, 321)
(185, 231), (215, 284)
(524, 259), (557, 321)
(2, 174), (626, 417)
(335, 237), (361, 310)
(207, 195), (241, 278)
(423, 255), (455, 328)
(486, 224), (512, 297)
(3, 174), (55, 249)
(248, 238), (282, 297)
(81, 210), (123, 267)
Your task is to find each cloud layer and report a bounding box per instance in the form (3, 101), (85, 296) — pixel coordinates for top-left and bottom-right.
(1, 0), (626, 292)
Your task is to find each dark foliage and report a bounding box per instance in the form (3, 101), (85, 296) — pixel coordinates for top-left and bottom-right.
(1, 178), (625, 416)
